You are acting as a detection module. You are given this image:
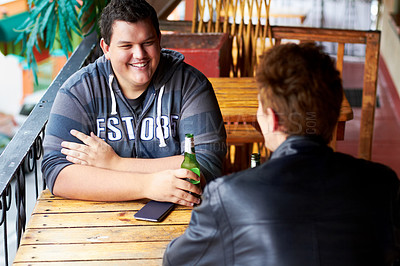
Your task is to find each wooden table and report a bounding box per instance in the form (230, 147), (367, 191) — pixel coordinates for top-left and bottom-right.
(209, 77), (354, 141)
(13, 190), (192, 265)
(210, 77), (260, 124)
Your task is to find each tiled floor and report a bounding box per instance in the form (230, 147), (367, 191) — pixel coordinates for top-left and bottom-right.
(336, 58), (400, 177)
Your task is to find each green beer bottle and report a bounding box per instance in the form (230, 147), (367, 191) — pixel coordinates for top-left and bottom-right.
(181, 133), (201, 185)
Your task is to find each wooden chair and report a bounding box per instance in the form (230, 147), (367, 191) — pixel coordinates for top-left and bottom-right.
(223, 27), (380, 165)
(270, 26), (380, 160)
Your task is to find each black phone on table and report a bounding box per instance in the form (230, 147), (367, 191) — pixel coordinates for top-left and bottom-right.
(134, 200), (175, 222)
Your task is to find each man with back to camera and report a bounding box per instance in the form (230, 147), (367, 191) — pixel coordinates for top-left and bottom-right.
(163, 43), (400, 265)
(41, 0), (226, 206)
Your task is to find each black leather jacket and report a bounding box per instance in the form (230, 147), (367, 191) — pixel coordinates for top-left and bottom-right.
(163, 136), (400, 266)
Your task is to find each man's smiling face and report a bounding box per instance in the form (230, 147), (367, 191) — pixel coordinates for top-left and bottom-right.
(101, 18), (161, 98)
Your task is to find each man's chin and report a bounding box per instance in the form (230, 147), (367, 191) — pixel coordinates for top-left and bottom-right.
(131, 79), (151, 90)
(129, 71), (151, 82)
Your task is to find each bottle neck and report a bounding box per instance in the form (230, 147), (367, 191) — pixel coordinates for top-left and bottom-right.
(184, 137), (195, 154)
(250, 160), (259, 168)
(250, 153), (260, 168)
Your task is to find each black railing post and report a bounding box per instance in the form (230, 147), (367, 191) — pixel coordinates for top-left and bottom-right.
(15, 167), (26, 247)
(1, 184), (11, 266)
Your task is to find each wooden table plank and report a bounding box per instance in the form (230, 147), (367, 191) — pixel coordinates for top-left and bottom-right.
(14, 260), (162, 266)
(211, 77), (259, 123)
(33, 199), (147, 213)
(14, 242), (170, 263)
(26, 210), (192, 229)
(33, 199), (190, 214)
(20, 225), (187, 245)
(226, 124), (264, 144)
(35, 190), (190, 213)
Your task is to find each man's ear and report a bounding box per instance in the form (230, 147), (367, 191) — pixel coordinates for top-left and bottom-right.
(266, 107), (279, 132)
(100, 38), (110, 60)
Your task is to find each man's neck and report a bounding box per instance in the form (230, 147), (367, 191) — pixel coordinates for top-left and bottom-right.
(123, 87), (148, 100)
(268, 131), (288, 152)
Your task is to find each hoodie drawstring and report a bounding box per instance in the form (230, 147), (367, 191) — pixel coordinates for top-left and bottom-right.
(108, 74), (117, 115)
(156, 85), (167, 147)
(108, 73), (166, 147)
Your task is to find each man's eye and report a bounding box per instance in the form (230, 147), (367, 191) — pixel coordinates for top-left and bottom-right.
(144, 41), (154, 46)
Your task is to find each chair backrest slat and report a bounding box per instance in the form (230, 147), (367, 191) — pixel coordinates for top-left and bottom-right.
(359, 32), (380, 159)
(336, 42), (345, 76)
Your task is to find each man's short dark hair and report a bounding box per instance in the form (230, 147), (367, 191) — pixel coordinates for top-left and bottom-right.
(99, 0), (160, 45)
(256, 43), (343, 143)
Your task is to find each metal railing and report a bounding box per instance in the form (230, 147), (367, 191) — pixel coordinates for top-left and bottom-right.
(0, 31), (98, 266)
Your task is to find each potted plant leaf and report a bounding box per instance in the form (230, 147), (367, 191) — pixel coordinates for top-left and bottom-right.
(15, 0), (109, 81)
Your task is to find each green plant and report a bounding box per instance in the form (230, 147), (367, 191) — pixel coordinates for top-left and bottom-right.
(15, 0), (109, 81)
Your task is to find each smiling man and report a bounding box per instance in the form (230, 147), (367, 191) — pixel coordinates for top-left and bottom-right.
(41, 0), (226, 206)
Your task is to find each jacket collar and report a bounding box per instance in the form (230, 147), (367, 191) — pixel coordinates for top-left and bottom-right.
(270, 135), (328, 160)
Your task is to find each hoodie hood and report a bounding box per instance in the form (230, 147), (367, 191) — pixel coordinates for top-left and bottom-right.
(152, 49), (185, 89)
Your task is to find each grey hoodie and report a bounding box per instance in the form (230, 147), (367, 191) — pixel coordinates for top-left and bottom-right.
(42, 49), (227, 193)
